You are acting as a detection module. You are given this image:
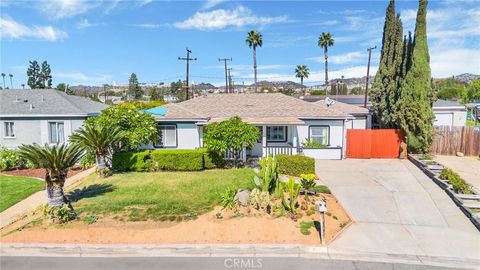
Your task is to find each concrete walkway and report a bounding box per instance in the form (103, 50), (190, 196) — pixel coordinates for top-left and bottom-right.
(0, 167), (95, 229)
(315, 159), (480, 262)
(434, 155), (480, 191)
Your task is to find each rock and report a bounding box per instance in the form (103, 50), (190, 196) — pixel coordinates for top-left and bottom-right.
(234, 189), (250, 206)
(456, 152), (464, 157)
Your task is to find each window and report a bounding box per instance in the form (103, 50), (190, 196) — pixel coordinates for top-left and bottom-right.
(157, 125), (177, 147)
(49, 122), (65, 144)
(266, 126), (286, 142)
(4, 122), (15, 138)
(309, 126), (329, 146)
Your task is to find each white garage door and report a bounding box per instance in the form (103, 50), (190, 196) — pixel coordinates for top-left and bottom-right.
(434, 112), (453, 127)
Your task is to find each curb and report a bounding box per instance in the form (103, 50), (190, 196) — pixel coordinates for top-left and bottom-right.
(1, 243), (479, 269)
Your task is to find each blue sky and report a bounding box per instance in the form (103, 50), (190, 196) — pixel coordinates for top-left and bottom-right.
(1, 0), (479, 87)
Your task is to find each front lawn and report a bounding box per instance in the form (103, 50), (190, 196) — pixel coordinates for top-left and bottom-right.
(0, 175), (44, 212)
(69, 168), (256, 221)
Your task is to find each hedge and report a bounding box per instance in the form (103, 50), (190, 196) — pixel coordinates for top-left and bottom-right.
(198, 148), (224, 169)
(151, 149), (204, 171)
(276, 154), (315, 177)
(112, 151), (153, 172)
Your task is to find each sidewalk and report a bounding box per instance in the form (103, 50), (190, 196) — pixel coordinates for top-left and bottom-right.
(1, 243), (479, 269)
(0, 167), (95, 229)
(434, 155), (480, 191)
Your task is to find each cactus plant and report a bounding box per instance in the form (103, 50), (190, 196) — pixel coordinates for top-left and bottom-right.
(280, 177), (301, 220)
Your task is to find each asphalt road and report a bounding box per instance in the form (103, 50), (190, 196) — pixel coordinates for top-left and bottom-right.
(0, 257), (459, 270)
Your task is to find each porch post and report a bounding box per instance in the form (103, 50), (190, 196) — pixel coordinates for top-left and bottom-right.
(262, 126), (267, 157)
(292, 126), (298, 154)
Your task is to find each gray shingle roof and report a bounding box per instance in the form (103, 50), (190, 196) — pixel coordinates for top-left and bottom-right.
(433, 99), (464, 108)
(0, 89), (108, 117)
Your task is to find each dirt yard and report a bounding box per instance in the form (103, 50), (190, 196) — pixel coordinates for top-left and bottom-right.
(0, 194), (350, 245)
(1, 166), (85, 180)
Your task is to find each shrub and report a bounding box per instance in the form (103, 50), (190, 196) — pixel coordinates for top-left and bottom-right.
(276, 154), (315, 177)
(0, 148), (24, 171)
(302, 138), (326, 148)
(199, 148), (224, 169)
(79, 151), (96, 170)
(439, 168), (472, 194)
(300, 173), (317, 194)
(151, 149), (203, 171)
(112, 151), (153, 172)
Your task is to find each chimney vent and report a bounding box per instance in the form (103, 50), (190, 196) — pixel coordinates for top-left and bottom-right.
(30, 104), (34, 110)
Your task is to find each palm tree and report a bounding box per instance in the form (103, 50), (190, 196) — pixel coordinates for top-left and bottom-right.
(246, 30), (263, 92)
(19, 144), (83, 210)
(295, 65), (310, 86)
(318, 32), (335, 86)
(1, 73), (5, 88)
(8, 74), (13, 89)
(70, 124), (122, 177)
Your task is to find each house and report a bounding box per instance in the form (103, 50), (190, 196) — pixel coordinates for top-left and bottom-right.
(314, 100), (371, 129)
(144, 93), (354, 160)
(302, 94), (371, 108)
(433, 99), (466, 127)
(0, 89), (108, 149)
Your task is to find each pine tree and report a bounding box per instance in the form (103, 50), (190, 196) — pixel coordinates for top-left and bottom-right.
(27, 60), (41, 89)
(128, 73), (143, 100)
(39, 61), (52, 89)
(371, 0), (404, 128)
(397, 0), (434, 153)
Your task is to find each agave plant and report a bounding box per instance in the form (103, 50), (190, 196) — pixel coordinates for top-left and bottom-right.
(70, 123), (122, 177)
(19, 143), (83, 208)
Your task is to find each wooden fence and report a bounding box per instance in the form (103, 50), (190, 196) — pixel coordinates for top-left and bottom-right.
(431, 126), (480, 156)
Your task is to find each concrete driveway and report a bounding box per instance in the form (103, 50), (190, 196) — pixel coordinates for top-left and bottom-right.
(316, 159), (480, 262)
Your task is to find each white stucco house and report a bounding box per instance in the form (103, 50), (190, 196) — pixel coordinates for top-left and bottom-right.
(0, 89), (108, 149)
(144, 93), (354, 160)
(314, 100), (371, 129)
(433, 99), (467, 127)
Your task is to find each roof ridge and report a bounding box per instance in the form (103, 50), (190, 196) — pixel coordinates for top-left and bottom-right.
(169, 102), (206, 118)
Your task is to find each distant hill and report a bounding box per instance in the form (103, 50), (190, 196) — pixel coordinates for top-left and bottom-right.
(194, 83), (217, 90)
(451, 73), (479, 84)
(253, 80), (305, 89)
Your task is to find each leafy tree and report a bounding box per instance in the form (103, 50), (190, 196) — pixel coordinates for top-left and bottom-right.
(19, 144), (83, 217)
(310, 89), (326, 96)
(56, 83), (66, 92)
(118, 100), (166, 110)
(70, 124), (122, 177)
(295, 65), (310, 85)
(27, 60), (41, 89)
(39, 61), (52, 88)
(8, 74), (13, 88)
(279, 88), (294, 96)
(433, 77), (466, 101)
(465, 79), (480, 103)
(398, 0), (435, 153)
(318, 32), (334, 85)
(128, 73), (143, 100)
(85, 106), (157, 151)
(350, 87), (364, 95)
(149, 87), (163, 101)
(246, 30), (263, 92)
(170, 80), (184, 101)
(204, 116), (259, 167)
(371, 0), (404, 128)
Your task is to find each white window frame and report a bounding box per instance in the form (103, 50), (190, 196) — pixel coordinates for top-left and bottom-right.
(4, 122), (15, 138)
(48, 122), (65, 144)
(309, 126), (329, 146)
(266, 126), (287, 142)
(156, 125), (177, 148)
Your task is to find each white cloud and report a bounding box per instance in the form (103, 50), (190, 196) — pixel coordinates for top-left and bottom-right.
(138, 0), (152, 6)
(174, 6), (289, 31)
(37, 0), (98, 19)
(202, 0), (225, 10)
(130, 23), (169, 29)
(55, 71), (112, 85)
(104, 0), (121, 14)
(0, 16), (67, 42)
(307, 51), (367, 65)
(76, 19), (101, 29)
(430, 48), (480, 78)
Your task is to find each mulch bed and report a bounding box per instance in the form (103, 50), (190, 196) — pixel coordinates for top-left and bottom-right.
(1, 166), (85, 180)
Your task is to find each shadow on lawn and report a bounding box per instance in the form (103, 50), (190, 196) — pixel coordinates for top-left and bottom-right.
(68, 184), (116, 202)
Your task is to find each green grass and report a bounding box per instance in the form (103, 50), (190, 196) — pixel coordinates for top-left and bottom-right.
(0, 175), (44, 212)
(300, 221), (315, 235)
(69, 168), (256, 221)
(466, 119), (480, 126)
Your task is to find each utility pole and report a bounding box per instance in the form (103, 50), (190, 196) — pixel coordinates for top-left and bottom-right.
(218, 57), (232, 93)
(103, 84), (107, 104)
(364, 46), (377, 108)
(178, 48), (197, 100)
(227, 68), (233, 93)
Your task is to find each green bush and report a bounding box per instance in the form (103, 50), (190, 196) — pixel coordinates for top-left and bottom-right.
(199, 148), (224, 169)
(112, 151), (153, 172)
(79, 151), (96, 169)
(276, 154), (315, 177)
(151, 149), (204, 171)
(439, 168), (473, 194)
(0, 148), (24, 171)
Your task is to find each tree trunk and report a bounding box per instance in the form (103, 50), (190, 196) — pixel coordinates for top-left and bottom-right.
(45, 172), (68, 208)
(95, 153), (110, 177)
(324, 46), (329, 86)
(301, 77), (304, 86)
(253, 46), (257, 92)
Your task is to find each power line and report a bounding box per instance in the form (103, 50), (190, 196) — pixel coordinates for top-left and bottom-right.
(178, 48), (197, 100)
(218, 57), (232, 93)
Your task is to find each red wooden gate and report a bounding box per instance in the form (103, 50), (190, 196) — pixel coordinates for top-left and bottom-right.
(346, 129), (404, 158)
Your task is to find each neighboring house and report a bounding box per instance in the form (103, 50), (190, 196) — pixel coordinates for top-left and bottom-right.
(0, 89), (108, 149)
(144, 93), (353, 160)
(314, 100), (371, 129)
(302, 95), (371, 108)
(433, 99), (467, 127)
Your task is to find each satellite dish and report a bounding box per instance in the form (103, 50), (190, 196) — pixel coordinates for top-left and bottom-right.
(324, 96), (336, 107)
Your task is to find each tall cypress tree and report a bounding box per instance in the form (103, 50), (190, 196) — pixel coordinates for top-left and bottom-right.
(397, 0), (434, 153)
(371, 0), (404, 128)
